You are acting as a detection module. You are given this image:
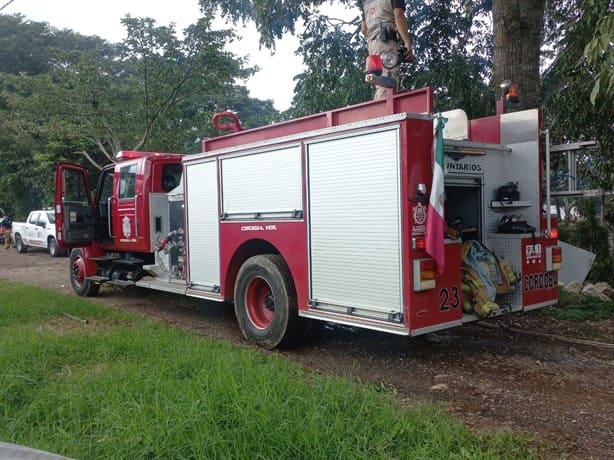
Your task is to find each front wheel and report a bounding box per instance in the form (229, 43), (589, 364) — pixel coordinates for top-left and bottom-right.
(234, 254), (307, 349)
(69, 248), (100, 297)
(15, 234), (27, 253)
(48, 237), (60, 257)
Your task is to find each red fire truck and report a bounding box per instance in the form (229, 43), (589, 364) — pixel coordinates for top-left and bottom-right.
(55, 86), (561, 349)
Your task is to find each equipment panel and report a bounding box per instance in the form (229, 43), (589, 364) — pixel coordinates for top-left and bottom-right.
(307, 127), (403, 316)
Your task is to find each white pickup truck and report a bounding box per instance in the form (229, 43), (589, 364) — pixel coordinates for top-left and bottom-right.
(12, 209), (64, 257)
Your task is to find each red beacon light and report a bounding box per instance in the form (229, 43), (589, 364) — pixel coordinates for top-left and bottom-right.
(364, 55), (396, 90)
(506, 83), (520, 104)
(212, 111), (243, 133)
(365, 55), (383, 76)
(497, 80), (521, 114)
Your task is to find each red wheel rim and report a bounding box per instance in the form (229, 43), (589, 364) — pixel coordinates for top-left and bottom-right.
(245, 276), (275, 329)
(72, 256), (86, 287)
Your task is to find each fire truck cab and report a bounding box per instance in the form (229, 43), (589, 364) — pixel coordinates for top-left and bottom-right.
(55, 151), (183, 294)
(55, 87), (561, 349)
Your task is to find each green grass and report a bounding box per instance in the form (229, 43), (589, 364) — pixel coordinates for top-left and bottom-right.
(0, 280), (539, 459)
(551, 289), (614, 321)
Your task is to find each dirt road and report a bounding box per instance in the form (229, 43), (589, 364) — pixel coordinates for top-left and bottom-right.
(2, 248), (613, 459)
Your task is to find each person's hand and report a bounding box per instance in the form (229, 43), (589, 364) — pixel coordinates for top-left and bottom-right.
(403, 43), (413, 61)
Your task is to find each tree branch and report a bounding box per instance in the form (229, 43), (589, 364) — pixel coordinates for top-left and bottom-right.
(75, 150), (103, 170)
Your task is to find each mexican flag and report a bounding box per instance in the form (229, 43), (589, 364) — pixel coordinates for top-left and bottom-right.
(426, 115), (446, 275)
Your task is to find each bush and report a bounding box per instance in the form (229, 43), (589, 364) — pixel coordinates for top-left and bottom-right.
(554, 289), (614, 321)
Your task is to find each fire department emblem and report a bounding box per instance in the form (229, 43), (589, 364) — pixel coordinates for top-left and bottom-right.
(412, 202), (427, 225)
(122, 216), (131, 238)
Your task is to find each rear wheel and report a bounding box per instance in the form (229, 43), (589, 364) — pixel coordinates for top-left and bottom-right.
(234, 254), (306, 349)
(15, 234), (27, 253)
(69, 248), (100, 297)
(48, 237), (60, 257)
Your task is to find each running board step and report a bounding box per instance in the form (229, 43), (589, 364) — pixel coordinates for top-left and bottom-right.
(84, 276), (136, 287)
(85, 275), (110, 282)
(142, 264), (167, 278)
(107, 279), (136, 287)
(112, 258), (144, 266)
(88, 257), (144, 265)
(88, 257), (115, 263)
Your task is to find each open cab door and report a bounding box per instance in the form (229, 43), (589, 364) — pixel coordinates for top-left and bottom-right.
(54, 162), (95, 249)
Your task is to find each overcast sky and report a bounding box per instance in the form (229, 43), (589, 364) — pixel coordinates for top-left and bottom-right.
(3, 0), (355, 111)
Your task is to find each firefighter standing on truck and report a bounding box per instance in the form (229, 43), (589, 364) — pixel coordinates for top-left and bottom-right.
(360, 0), (413, 99)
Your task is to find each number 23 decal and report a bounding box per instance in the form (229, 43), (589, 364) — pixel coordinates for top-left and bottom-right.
(439, 286), (460, 312)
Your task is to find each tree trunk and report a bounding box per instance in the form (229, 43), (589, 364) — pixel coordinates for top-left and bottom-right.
(492, 0), (546, 110)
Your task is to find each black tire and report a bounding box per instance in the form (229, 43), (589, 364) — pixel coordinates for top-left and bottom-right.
(15, 234), (28, 253)
(48, 237), (60, 257)
(234, 254), (308, 349)
(69, 248), (100, 297)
